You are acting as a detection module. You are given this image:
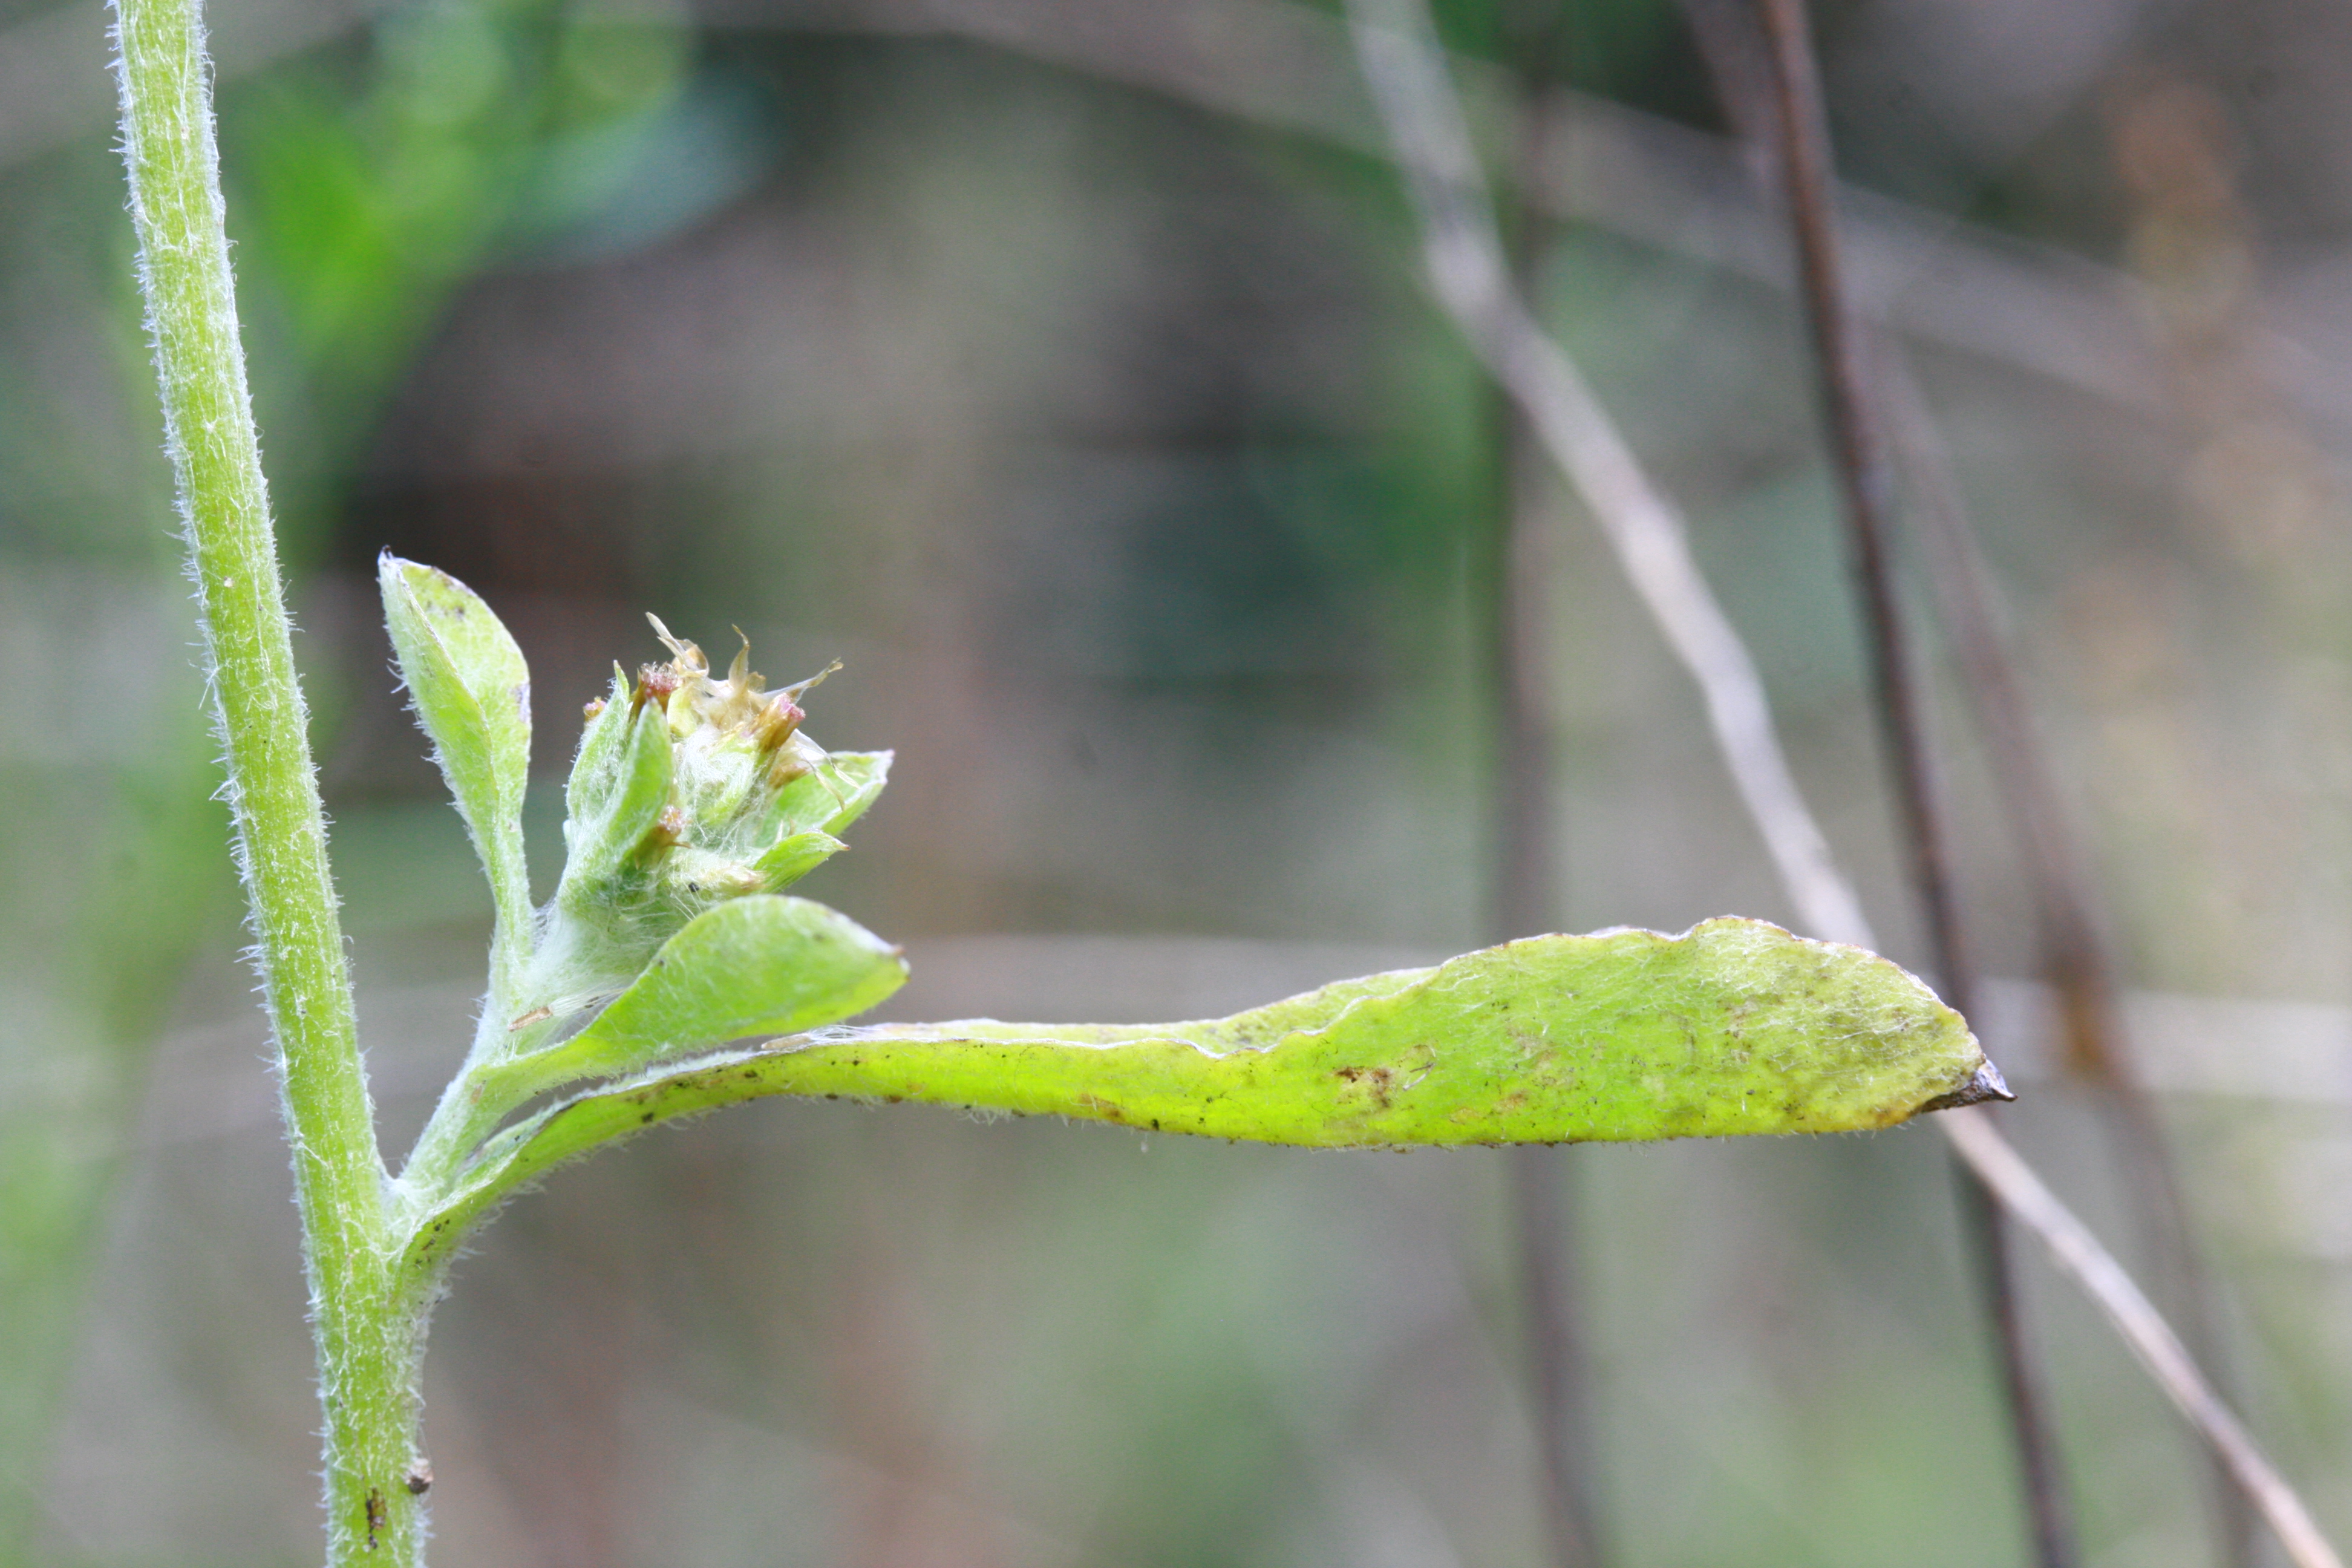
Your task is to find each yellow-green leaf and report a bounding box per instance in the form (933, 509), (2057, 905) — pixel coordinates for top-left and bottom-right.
(475, 894), (906, 1107)
(408, 919), (2005, 1281)
(377, 554), (531, 934)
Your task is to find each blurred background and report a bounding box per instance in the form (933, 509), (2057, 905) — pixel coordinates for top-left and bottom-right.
(5, 0), (2352, 1562)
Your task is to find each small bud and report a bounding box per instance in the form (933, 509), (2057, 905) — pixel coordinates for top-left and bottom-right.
(753, 694), (805, 756)
(632, 661), (681, 716)
(583, 695), (607, 720)
(534, 619), (892, 1018)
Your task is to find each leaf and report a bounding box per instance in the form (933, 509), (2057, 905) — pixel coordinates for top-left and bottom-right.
(655, 918), (1998, 1143)
(405, 919), (2004, 1277)
(754, 830), (848, 889)
(769, 750), (890, 842)
(377, 555), (532, 929)
(472, 894), (907, 1107)
(552, 682), (673, 900)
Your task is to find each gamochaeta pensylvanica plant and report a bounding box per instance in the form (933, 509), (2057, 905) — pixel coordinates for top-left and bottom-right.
(112, 0), (2008, 1561)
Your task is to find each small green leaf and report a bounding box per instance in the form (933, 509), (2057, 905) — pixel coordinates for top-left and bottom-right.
(515, 691), (679, 1008)
(754, 830), (848, 889)
(407, 920), (2004, 1272)
(377, 554), (531, 936)
(554, 684), (673, 900)
(770, 750), (890, 841)
(475, 894), (906, 1107)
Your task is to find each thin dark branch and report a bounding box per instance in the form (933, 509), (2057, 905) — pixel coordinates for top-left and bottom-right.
(1943, 1112), (2346, 1568)
(1343, 4), (2347, 1560)
(1746, 2), (2075, 1563)
(1684, 0), (2238, 1555)
(1486, 63), (1568, 952)
(1749, 0), (1968, 999)
(1487, 431), (1565, 939)
(1511, 1149), (1601, 1567)
(1875, 348), (2258, 1568)
(1348, 0), (1877, 946)
(1492, 456), (1603, 1562)
(1949, 1160), (2077, 1568)
(1486, 8), (1602, 1557)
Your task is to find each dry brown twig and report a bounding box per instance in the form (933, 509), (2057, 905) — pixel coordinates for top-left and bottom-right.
(1746, 0), (2071, 1556)
(1673, 0), (2247, 1552)
(1338, 0), (2345, 1564)
(1873, 344), (2259, 1568)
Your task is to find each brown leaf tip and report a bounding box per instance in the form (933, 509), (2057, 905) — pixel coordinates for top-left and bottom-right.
(1917, 1058), (2016, 1115)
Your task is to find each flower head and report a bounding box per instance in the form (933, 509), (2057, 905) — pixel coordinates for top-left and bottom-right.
(530, 618), (892, 1016)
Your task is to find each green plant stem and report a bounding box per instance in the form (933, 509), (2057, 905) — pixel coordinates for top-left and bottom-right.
(112, 0), (423, 1561)
(399, 1008), (543, 1201)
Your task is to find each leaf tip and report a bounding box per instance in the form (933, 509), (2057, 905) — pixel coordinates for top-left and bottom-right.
(1918, 1057), (2016, 1115)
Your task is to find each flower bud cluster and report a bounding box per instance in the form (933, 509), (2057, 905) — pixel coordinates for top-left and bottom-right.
(524, 619), (890, 1022)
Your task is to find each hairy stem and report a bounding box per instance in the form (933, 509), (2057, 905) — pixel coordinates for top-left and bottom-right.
(111, 0), (421, 1561)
